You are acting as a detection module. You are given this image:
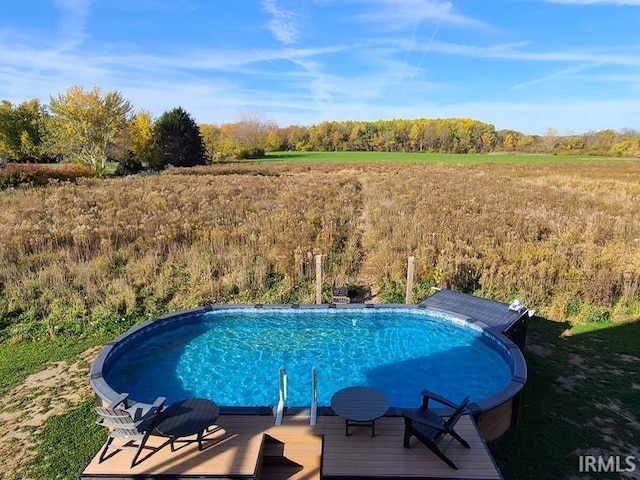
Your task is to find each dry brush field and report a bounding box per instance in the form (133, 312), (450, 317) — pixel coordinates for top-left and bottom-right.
(1, 160), (639, 341)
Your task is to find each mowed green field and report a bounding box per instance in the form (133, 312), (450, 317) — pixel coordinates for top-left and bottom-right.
(264, 150), (623, 164)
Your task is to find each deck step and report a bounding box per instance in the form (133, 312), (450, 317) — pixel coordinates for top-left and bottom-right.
(261, 434), (322, 480)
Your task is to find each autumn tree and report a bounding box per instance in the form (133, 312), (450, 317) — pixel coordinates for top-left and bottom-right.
(129, 110), (156, 166)
(409, 120), (428, 152)
(153, 107), (206, 168)
(593, 129), (616, 153)
(215, 123), (241, 159)
(0, 99), (47, 162)
(199, 123), (221, 162)
(266, 124), (286, 151)
(43, 86), (132, 171)
(201, 111), (275, 160)
(611, 133), (640, 157)
(281, 124), (310, 151)
(233, 110), (271, 158)
(542, 127), (558, 153)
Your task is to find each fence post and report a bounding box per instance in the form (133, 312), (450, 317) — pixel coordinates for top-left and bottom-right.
(405, 256), (415, 304)
(315, 254), (322, 304)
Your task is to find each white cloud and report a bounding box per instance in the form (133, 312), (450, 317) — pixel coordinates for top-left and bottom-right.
(350, 0), (489, 31)
(510, 63), (594, 90)
(544, 0), (640, 5)
(419, 40), (640, 67)
(370, 36), (640, 77)
(261, 0), (300, 44)
(3, 28), (637, 134)
(0, 33), (353, 119)
(54, 0), (93, 50)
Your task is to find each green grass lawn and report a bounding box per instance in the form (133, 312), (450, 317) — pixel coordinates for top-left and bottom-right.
(25, 398), (106, 480)
(264, 151), (624, 164)
(0, 337), (106, 397)
(490, 318), (640, 479)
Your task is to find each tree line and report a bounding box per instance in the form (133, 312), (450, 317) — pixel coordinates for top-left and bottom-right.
(1, 85), (639, 172)
(0, 86), (208, 173)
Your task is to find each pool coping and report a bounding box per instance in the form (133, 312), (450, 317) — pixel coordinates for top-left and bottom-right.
(89, 303), (527, 419)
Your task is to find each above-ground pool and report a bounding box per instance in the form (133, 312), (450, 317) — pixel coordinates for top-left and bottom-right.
(91, 305), (527, 429)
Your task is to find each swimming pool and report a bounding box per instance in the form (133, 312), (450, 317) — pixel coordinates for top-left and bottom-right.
(91, 304), (526, 418)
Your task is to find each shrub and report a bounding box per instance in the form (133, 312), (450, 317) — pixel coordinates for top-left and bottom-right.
(585, 306), (611, 323)
(565, 297), (583, 317)
(236, 147), (266, 159)
(115, 153), (144, 176)
(0, 163), (95, 189)
(378, 273), (405, 303)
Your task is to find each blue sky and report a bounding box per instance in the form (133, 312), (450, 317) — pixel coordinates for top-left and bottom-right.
(1, 0), (639, 134)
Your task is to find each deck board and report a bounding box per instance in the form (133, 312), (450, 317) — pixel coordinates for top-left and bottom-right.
(81, 414), (502, 480)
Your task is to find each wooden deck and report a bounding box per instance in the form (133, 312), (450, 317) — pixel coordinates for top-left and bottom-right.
(81, 413), (502, 480)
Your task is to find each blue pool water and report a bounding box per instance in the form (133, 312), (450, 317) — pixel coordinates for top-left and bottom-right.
(104, 308), (513, 409)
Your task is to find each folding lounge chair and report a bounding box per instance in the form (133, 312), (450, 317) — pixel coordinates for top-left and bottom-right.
(96, 393), (166, 467)
(402, 390), (471, 470)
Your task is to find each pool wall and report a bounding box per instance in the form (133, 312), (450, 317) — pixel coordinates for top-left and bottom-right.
(419, 289), (530, 439)
(90, 303), (527, 441)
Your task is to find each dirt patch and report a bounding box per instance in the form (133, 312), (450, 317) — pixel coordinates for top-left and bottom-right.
(0, 346), (100, 479)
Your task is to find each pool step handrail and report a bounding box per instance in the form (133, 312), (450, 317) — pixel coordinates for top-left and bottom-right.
(274, 365), (287, 425)
(310, 366), (317, 426)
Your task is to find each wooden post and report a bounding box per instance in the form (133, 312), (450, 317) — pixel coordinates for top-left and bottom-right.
(315, 254), (322, 304)
(405, 256), (415, 304)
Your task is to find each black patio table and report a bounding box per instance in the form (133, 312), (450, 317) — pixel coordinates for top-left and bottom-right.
(331, 386), (389, 437)
(153, 398), (220, 451)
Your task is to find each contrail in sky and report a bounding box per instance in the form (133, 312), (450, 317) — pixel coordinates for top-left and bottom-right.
(410, 17), (442, 80)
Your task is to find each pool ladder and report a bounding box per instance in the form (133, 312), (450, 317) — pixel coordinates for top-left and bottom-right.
(273, 366), (318, 426)
(310, 366), (317, 426)
(274, 366), (287, 425)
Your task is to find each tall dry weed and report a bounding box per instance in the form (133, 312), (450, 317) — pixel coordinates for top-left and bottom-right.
(357, 161), (640, 319)
(0, 167), (362, 338)
(1, 160), (639, 340)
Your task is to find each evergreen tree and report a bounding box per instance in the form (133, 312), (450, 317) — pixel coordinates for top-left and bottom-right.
(154, 107), (206, 168)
